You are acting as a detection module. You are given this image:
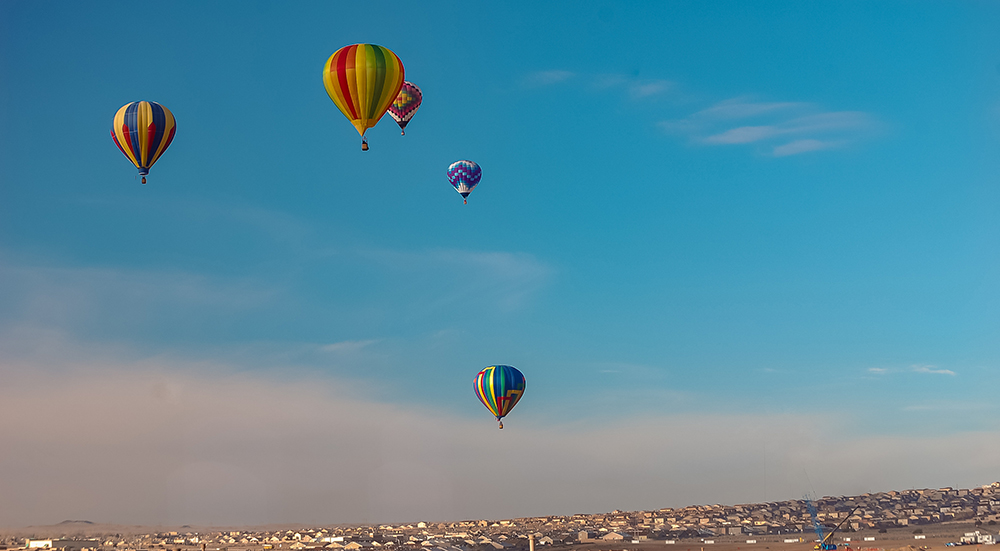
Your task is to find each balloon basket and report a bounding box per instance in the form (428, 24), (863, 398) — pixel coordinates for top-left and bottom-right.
(498, 421), (503, 429)
(141, 176), (147, 184)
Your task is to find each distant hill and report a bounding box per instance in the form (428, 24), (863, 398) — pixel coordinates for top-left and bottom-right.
(0, 521), (154, 537)
(56, 521), (94, 525)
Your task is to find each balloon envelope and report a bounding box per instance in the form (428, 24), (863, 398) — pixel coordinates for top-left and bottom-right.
(110, 101), (176, 178)
(322, 44), (404, 139)
(474, 365), (526, 425)
(447, 160), (482, 201)
(387, 81), (422, 135)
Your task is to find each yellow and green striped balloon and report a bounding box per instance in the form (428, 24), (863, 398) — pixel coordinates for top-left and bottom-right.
(322, 44), (404, 149)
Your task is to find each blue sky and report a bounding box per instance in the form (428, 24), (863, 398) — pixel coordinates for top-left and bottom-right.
(2, 0), (1000, 527)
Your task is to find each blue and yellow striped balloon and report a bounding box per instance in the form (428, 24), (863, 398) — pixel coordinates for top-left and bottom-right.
(110, 101), (176, 184)
(474, 365), (526, 429)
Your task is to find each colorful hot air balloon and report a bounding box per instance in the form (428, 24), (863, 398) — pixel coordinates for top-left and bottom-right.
(110, 101), (176, 184)
(474, 365), (526, 429)
(387, 81), (422, 136)
(322, 44), (405, 151)
(447, 160), (482, 205)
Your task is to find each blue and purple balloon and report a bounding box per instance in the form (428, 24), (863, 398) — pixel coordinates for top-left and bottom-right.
(447, 160), (482, 204)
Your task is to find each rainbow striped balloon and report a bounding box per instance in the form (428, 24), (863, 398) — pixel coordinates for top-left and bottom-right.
(110, 101), (176, 184)
(322, 44), (404, 149)
(474, 365), (526, 429)
(447, 160), (482, 204)
(387, 81), (422, 135)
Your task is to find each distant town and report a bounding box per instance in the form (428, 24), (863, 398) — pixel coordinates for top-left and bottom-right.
(5, 482), (999, 551)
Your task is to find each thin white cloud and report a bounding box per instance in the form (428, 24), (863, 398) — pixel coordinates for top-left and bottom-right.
(912, 365), (956, 376)
(522, 70), (575, 87)
(0, 256), (279, 332)
(773, 139), (842, 157)
(320, 339), (379, 353)
(360, 248), (553, 312)
(525, 70), (673, 100)
(866, 365), (956, 376)
(64, 198), (316, 254)
(704, 125), (782, 144)
(524, 74), (875, 156)
(702, 111), (870, 146)
(0, 244), (552, 345)
(787, 111), (871, 132)
(629, 79), (673, 98)
(605, 75), (675, 99)
(661, 97), (875, 157)
(691, 98), (807, 120)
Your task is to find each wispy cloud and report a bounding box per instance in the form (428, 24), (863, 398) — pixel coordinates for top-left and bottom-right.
(704, 125), (783, 144)
(0, 255), (279, 333)
(523, 72), (875, 156)
(361, 248), (553, 312)
(629, 79), (673, 98)
(912, 365), (956, 376)
(701, 111), (869, 146)
(773, 139), (842, 157)
(597, 74), (674, 99)
(524, 69), (673, 100)
(320, 339), (379, 353)
(661, 98), (875, 157)
(866, 365), (956, 376)
(0, 243), (553, 347)
(522, 70), (575, 87)
(691, 98), (807, 120)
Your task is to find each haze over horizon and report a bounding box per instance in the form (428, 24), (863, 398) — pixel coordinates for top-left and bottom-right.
(2, 0), (999, 529)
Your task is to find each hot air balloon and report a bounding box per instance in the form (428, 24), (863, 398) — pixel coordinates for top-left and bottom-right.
(387, 81), (422, 135)
(322, 44), (404, 151)
(447, 160), (482, 205)
(110, 101), (176, 184)
(474, 365), (526, 429)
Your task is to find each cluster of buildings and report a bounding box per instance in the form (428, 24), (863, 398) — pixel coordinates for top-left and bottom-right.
(642, 482), (1000, 537)
(5, 482), (1000, 551)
